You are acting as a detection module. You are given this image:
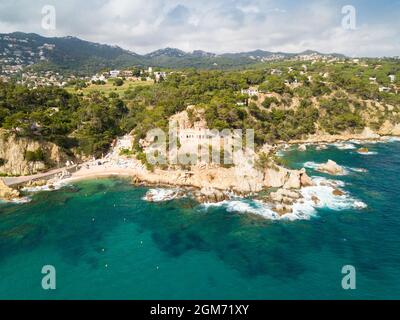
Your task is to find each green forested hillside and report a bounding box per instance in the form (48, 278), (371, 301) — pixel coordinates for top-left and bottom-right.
(1, 58), (399, 161)
(1, 32), (346, 75)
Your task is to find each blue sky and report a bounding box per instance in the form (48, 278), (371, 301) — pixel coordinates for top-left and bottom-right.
(0, 0), (399, 56)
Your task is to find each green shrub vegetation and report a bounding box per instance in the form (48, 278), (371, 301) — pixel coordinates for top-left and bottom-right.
(0, 58), (399, 164)
(24, 149), (45, 162)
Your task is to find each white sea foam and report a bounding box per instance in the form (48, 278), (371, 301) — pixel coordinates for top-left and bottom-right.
(304, 161), (351, 175)
(331, 142), (357, 150)
(384, 136), (400, 143)
(202, 199), (283, 220)
(346, 167), (368, 173)
(143, 188), (184, 202)
(298, 177), (365, 212)
(21, 180), (67, 193)
(356, 151), (378, 155)
(303, 161), (321, 170)
(0, 196), (31, 204)
(304, 161), (366, 175)
(199, 176), (366, 221)
(202, 199), (308, 221)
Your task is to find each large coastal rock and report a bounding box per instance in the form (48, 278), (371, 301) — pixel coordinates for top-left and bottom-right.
(264, 166), (314, 189)
(263, 166), (288, 188)
(0, 129), (71, 176)
(317, 160), (345, 175)
(0, 178), (20, 200)
(136, 163), (264, 194)
(379, 120), (400, 136)
(269, 188), (303, 216)
(194, 187), (229, 203)
(359, 127), (380, 140)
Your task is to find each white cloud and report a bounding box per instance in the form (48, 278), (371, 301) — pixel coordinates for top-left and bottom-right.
(0, 0), (398, 56)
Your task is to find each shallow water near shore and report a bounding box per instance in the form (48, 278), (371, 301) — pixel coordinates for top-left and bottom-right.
(1, 141), (400, 299)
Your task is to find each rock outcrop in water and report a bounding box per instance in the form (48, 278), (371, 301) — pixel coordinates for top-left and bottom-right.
(264, 166), (314, 189)
(194, 187), (229, 203)
(269, 188), (302, 216)
(0, 178), (20, 200)
(316, 160), (345, 175)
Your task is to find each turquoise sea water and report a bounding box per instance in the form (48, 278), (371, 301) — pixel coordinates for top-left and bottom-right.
(1, 140), (400, 300)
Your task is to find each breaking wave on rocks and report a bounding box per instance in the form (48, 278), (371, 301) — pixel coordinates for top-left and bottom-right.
(199, 176), (366, 221)
(0, 196), (31, 204)
(298, 177), (367, 212)
(304, 161), (367, 175)
(331, 142), (357, 150)
(21, 181), (68, 193)
(304, 161), (324, 170)
(201, 199), (283, 220)
(356, 151), (378, 155)
(384, 137), (400, 143)
(142, 188), (185, 202)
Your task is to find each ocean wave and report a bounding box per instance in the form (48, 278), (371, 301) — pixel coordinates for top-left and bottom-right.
(299, 177), (366, 212)
(304, 161), (349, 175)
(201, 199), (308, 221)
(331, 142), (357, 150)
(142, 188), (184, 202)
(304, 161), (366, 175)
(303, 161), (321, 170)
(346, 167), (368, 173)
(21, 181), (67, 193)
(0, 196), (31, 204)
(202, 199), (281, 219)
(356, 151), (378, 155)
(199, 176), (366, 221)
(383, 136), (400, 143)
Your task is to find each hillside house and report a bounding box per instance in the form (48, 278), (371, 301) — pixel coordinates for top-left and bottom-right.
(379, 86), (390, 93)
(241, 88), (259, 96)
(109, 70), (120, 78)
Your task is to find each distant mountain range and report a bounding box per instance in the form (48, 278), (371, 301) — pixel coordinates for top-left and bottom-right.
(0, 32), (346, 75)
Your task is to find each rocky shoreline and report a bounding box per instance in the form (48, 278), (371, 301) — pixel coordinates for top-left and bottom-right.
(1, 127), (395, 218)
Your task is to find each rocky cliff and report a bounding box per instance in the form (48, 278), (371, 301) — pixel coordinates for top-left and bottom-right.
(0, 129), (71, 176)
